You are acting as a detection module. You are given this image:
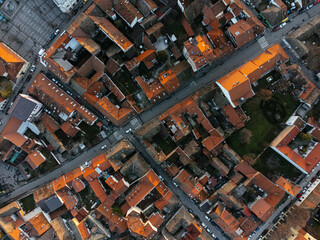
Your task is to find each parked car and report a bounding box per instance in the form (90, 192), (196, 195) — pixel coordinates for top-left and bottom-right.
(297, 192), (303, 198)
(30, 65), (36, 72)
(272, 26), (280, 31)
(101, 145), (107, 150)
(26, 74), (32, 82)
(311, 177), (317, 182)
(279, 22), (286, 28)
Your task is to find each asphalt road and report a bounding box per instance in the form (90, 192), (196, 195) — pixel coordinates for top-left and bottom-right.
(0, 4), (319, 240)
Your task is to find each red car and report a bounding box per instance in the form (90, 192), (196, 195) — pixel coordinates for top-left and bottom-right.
(311, 177), (317, 182)
(297, 192), (303, 199)
(272, 26), (280, 32)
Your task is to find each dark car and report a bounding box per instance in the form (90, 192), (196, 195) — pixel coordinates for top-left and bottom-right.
(297, 192), (303, 198)
(298, 8), (305, 14)
(26, 74), (32, 82)
(311, 177), (317, 182)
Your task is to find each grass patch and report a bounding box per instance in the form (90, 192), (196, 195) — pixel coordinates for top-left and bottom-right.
(37, 148), (58, 174)
(113, 71), (140, 95)
(19, 195), (36, 213)
(78, 186), (97, 211)
(152, 133), (177, 155)
(254, 148), (302, 182)
(165, 20), (186, 38)
(78, 122), (100, 146)
(227, 93), (298, 156)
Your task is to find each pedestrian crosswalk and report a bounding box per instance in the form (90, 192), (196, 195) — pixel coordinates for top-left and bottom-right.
(258, 36), (269, 49)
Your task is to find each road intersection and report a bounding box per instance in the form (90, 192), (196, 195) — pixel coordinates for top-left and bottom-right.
(0, 4), (319, 239)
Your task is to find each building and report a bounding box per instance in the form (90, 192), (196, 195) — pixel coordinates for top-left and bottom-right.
(28, 73), (98, 126)
(158, 69), (180, 94)
(271, 124), (320, 174)
(8, 94), (43, 122)
(114, 0), (143, 28)
(53, 0), (79, 13)
(216, 43), (289, 107)
(227, 20), (255, 48)
(182, 35), (215, 72)
(0, 42), (29, 84)
(26, 149), (46, 170)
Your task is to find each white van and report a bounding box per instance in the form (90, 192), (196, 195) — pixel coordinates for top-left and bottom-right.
(38, 48), (45, 57)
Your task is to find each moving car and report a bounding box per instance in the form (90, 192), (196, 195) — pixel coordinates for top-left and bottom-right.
(125, 128), (132, 134)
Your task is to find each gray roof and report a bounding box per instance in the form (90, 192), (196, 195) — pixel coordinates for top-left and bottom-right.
(8, 95), (37, 121)
(44, 196), (63, 212)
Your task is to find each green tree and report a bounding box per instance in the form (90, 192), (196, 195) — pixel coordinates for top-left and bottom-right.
(0, 76), (13, 98)
(111, 204), (124, 217)
(299, 133), (313, 142)
(156, 51), (168, 64)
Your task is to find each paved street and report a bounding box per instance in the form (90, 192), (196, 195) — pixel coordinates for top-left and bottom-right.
(139, 5), (319, 124)
(0, 3), (318, 239)
(0, 0), (68, 61)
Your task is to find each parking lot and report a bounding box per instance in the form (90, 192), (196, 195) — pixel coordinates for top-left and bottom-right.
(0, 160), (26, 193)
(0, 0), (69, 62)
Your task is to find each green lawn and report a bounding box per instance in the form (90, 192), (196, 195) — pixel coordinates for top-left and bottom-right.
(113, 71), (140, 95)
(78, 187), (97, 211)
(19, 195), (35, 213)
(38, 148), (58, 174)
(152, 134), (177, 155)
(227, 93), (298, 157)
(254, 148), (302, 182)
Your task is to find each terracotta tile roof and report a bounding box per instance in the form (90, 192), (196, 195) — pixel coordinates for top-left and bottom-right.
(181, 16), (194, 37)
(42, 32), (77, 82)
(223, 104), (245, 129)
(135, 76), (167, 103)
(149, 212), (165, 228)
(238, 61), (261, 84)
(105, 58), (120, 76)
(105, 175), (129, 195)
(72, 218), (90, 240)
(40, 113), (60, 133)
(26, 150), (46, 169)
(91, 153), (111, 171)
(217, 44), (288, 107)
(217, 70), (253, 107)
(202, 130), (224, 152)
(103, 75), (125, 102)
(175, 169), (191, 184)
(29, 73), (98, 125)
(60, 121), (79, 137)
(145, 22), (164, 36)
(250, 198), (275, 222)
(56, 189), (78, 210)
(126, 209), (158, 239)
(158, 69), (180, 93)
(137, 50), (156, 69)
(183, 35), (215, 71)
(276, 176), (301, 196)
(234, 161), (257, 178)
(93, 0), (115, 18)
(28, 212), (50, 236)
(88, 15), (134, 52)
(72, 178), (86, 193)
(64, 167), (82, 184)
(97, 201), (127, 233)
(53, 176), (66, 192)
(252, 173), (285, 207)
(1, 117), (27, 147)
(0, 42), (27, 83)
(89, 179), (107, 202)
(93, 96), (135, 126)
(271, 125), (320, 174)
(82, 165), (100, 181)
(126, 170), (160, 207)
(214, 203), (241, 237)
(154, 190), (173, 210)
